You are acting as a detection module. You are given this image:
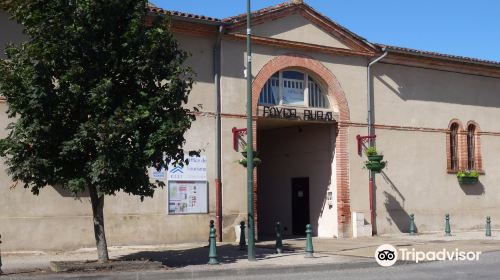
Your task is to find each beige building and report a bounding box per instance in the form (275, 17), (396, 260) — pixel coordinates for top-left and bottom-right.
(2, 1), (500, 251)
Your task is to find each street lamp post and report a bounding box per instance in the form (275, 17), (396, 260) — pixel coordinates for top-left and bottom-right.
(246, 0), (256, 261)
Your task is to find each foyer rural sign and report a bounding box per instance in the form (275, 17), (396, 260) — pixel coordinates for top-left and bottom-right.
(258, 105), (336, 122)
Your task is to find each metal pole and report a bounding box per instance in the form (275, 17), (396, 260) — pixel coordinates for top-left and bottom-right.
(0, 234), (3, 275)
(246, 0), (256, 261)
(366, 50), (387, 236)
(214, 25), (224, 243)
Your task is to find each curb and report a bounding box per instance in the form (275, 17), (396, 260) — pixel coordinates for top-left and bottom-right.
(19, 260), (379, 280)
(2, 259), (434, 279)
(158, 261), (378, 279)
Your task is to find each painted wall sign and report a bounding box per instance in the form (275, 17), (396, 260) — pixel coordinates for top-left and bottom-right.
(260, 106), (335, 122)
(168, 181), (208, 214)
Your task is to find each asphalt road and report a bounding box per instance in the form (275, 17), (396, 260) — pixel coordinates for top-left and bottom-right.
(4, 251), (500, 280)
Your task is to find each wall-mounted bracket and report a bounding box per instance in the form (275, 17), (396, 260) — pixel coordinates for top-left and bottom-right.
(356, 135), (376, 156)
(232, 127), (248, 151)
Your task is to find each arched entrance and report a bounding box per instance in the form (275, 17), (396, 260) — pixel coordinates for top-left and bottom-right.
(252, 54), (351, 238)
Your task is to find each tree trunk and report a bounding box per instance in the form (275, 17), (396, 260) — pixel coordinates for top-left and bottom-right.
(88, 184), (109, 262)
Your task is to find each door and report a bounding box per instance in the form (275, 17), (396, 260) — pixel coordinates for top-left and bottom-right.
(291, 177), (310, 235)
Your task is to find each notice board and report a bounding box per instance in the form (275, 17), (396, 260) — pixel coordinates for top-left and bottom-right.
(168, 181), (208, 214)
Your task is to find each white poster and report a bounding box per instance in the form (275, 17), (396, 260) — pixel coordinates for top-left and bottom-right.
(283, 87), (305, 106)
(167, 156), (207, 181)
(168, 181), (208, 214)
(149, 155), (207, 181)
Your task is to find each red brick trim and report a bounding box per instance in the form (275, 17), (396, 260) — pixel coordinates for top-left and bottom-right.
(466, 121), (484, 173)
(252, 53), (352, 237)
(224, 33), (375, 58)
(382, 56), (500, 79)
(447, 120), (463, 172)
(225, 4), (376, 54)
(297, 8), (375, 53)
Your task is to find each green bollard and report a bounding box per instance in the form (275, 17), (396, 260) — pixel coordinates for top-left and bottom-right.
(207, 220), (215, 246)
(486, 217), (492, 237)
(208, 224), (219, 265)
(409, 214), (416, 236)
(0, 234), (3, 275)
(305, 224), (314, 258)
(275, 222), (283, 254)
(445, 214), (451, 236)
(239, 221), (246, 250)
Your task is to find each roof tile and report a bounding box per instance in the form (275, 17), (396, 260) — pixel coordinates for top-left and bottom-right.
(148, 5), (221, 23)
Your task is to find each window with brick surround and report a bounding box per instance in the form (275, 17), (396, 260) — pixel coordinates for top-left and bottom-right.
(449, 123), (459, 171)
(258, 70), (330, 108)
(467, 124), (476, 170)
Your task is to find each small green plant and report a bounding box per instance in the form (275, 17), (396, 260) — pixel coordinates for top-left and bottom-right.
(363, 146), (386, 172)
(365, 147), (379, 156)
(238, 145), (261, 168)
(456, 170), (480, 178)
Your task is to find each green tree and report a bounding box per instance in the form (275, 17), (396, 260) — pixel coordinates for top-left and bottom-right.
(0, 0), (195, 262)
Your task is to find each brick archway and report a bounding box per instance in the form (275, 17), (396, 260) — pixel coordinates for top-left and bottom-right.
(252, 53), (352, 237)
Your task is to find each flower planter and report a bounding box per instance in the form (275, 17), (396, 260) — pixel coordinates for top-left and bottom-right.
(457, 176), (478, 185)
(367, 155), (384, 162)
(365, 161), (386, 173)
(239, 158), (262, 168)
(241, 150), (259, 158)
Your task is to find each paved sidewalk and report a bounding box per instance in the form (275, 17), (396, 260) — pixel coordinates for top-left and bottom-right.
(1, 230), (500, 277)
(1, 244), (372, 277)
(257, 230), (500, 259)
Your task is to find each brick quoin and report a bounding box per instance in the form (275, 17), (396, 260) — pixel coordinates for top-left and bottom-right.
(251, 53), (352, 237)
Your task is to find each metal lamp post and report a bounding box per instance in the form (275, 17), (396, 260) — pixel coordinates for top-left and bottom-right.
(246, 0), (256, 261)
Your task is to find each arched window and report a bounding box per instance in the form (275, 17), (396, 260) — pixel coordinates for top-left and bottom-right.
(467, 124), (476, 170)
(258, 70), (330, 109)
(449, 123), (459, 171)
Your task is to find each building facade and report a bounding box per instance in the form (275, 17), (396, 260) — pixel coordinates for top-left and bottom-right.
(2, 1), (500, 251)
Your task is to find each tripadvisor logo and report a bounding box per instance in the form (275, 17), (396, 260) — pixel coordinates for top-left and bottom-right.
(375, 244), (482, 267)
(375, 244), (398, 267)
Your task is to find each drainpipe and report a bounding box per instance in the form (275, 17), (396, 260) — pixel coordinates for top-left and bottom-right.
(367, 49), (387, 236)
(214, 25), (224, 242)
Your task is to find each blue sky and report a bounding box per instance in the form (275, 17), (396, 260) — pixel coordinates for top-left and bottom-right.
(150, 0), (500, 62)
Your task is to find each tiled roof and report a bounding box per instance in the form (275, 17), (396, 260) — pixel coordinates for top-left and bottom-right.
(147, 5), (221, 23)
(149, 2), (500, 68)
(377, 44), (500, 67)
(222, 1), (293, 23)
(223, 1), (373, 48)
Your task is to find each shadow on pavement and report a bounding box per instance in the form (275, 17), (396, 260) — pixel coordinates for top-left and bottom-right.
(119, 244), (278, 268)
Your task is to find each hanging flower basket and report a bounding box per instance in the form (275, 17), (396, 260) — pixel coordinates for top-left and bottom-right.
(457, 170), (479, 185)
(367, 154), (384, 162)
(238, 157), (262, 168)
(365, 161), (386, 173)
(457, 176), (478, 185)
(238, 146), (261, 168)
(364, 147), (387, 173)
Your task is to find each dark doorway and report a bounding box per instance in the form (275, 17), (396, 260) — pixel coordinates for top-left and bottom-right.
(291, 177), (310, 235)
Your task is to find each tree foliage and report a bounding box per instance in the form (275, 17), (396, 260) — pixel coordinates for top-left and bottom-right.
(0, 0), (195, 198)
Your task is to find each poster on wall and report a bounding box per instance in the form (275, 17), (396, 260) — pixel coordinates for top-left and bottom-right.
(168, 181), (208, 214)
(167, 155), (207, 181)
(149, 155), (207, 181)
